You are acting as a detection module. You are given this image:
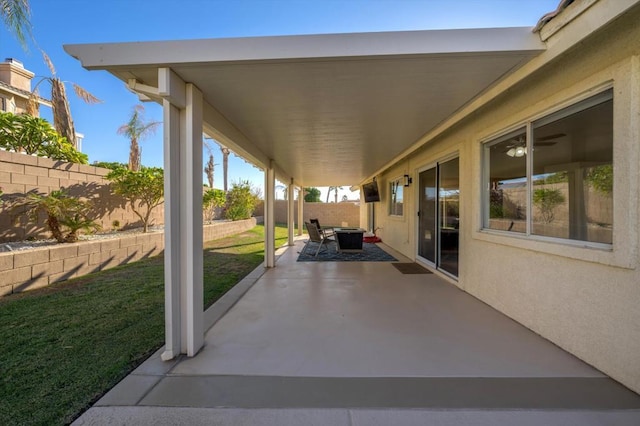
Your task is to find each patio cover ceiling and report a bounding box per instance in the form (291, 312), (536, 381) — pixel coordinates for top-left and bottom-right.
(65, 28), (545, 187)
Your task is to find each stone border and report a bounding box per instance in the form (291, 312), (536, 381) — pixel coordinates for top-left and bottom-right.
(0, 218), (257, 296)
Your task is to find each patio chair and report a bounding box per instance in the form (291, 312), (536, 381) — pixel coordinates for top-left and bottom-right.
(310, 218), (335, 239)
(304, 221), (335, 257)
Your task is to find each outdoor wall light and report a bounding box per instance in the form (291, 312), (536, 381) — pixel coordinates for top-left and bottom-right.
(403, 174), (413, 187)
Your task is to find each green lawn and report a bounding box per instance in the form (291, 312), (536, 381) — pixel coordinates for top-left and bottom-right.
(0, 224), (288, 426)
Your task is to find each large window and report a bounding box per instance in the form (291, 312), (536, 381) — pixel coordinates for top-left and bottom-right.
(389, 177), (404, 216)
(483, 89), (613, 245)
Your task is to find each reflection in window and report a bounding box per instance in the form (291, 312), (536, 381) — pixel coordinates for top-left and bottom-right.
(484, 128), (527, 233)
(389, 178), (404, 216)
(532, 91), (613, 244)
(482, 89), (613, 245)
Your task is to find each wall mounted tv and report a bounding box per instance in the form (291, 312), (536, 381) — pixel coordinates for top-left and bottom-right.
(362, 180), (380, 203)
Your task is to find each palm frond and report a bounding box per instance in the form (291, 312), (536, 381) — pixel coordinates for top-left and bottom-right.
(1, 0), (32, 49)
(41, 49), (56, 76)
(72, 83), (102, 104)
(51, 78), (77, 148)
(26, 88), (39, 116)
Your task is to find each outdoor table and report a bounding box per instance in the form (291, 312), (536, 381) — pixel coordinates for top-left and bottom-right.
(333, 227), (365, 252)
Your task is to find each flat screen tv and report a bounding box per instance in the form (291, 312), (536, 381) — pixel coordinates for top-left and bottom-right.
(362, 181), (380, 203)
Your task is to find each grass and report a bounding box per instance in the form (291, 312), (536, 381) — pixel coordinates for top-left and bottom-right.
(0, 224), (289, 426)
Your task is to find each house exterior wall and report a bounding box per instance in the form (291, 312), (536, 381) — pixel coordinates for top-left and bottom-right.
(0, 59), (37, 115)
(371, 4), (640, 393)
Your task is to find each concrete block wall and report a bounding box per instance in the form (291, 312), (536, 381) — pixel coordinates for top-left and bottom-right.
(254, 200), (360, 228)
(0, 150), (164, 242)
(0, 218), (256, 296)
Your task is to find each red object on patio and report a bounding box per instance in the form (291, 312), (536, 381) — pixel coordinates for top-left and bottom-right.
(363, 236), (382, 243)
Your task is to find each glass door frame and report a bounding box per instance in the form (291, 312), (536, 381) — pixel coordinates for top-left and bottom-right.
(414, 152), (460, 279)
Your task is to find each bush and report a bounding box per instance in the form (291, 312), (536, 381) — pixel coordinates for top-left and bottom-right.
(225, 180), (259, 221)
(14, 189), (99, 243)
(203, 188), (226, 221)
(92, 161), (127, 171)
(304, 187), (321, 202)
(0, 112), (88, 163)
(587, 164), (613, 194)
(533, 188), (565, 224)
(106, 167), (164, 232)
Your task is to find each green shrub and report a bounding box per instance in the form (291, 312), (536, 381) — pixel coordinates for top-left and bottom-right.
(225, 180), (259, 221)
(92, 161), (127, 171)
(0, 112), (88, 163)
(15, 189), (99, 243)
(587, 164), (613, 194)
(203, 188), (226, 221)
(533, 188), (565, 224)
(304, 187), (321, 202)
(107, 167), (164, 232)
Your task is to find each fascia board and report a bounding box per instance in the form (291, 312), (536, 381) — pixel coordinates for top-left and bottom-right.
(63, 27), (544, 70)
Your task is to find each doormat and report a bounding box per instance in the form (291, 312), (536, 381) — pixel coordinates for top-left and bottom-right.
(392, 263), (432, 274)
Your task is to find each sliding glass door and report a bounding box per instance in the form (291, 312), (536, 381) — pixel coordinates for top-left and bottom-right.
(417, 157), (459, 277)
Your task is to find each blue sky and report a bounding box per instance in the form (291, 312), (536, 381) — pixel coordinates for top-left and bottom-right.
(0, 0), (559, 201)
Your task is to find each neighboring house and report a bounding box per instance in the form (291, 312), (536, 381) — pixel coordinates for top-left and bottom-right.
(0, 58), (50, 115)
(65, 0), (640, 395)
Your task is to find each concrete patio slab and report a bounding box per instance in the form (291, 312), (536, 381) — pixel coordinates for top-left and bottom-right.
(75, 407), (640, 426)
(73, 240), (640, 425)
(172, 241), (602, 378)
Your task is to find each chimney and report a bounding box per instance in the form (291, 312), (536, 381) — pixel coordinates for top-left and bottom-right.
(0, 58), (35, 92)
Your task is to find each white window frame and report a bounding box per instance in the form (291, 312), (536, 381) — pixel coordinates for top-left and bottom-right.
(388, 176), (404, 217)
(481, 88), (614, 251)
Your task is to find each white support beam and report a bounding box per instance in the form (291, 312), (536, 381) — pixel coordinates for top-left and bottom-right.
(287, 180), (295, 246)
(161, 99), (181, 362)
(202, 102), (269, 170)
(160, 69), (204, 361)
(297, 186), (304, 236)
(181, 83), (204, 356)
(159, 68), (187, 109)
(264, 161), (276, 268)
(202, 101), (294, 184)
(126, 78), (162, 103)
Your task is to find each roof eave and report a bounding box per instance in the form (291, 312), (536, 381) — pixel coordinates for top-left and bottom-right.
(64, 27), (545, 71)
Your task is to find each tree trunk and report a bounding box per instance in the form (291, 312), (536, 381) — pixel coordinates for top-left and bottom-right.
(221, 147), (230, 192)
(129, 138), (140, 171)
(64, 231), (78, 243)
(143, 208), (151, 233)
(205, 154), (214, 188)
(51, 78), (77, 149)
(47, 215), (65, 243)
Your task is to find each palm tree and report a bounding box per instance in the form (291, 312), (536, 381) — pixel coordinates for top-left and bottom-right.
(204, 154), (215, 188)
(1, 0), (32, 49)
(117, 104), (160, 171)
(220, 146), (230, 192)
(326, 186), (342, 203)
(203, 137), (217, 188)
(30, 51), (101, 149)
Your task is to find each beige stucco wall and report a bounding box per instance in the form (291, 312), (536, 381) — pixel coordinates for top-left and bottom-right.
(371, 4), (640, 393)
